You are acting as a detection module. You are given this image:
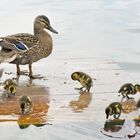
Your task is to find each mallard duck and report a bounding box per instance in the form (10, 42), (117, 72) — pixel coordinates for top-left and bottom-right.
(71, 72), (93, 92)
(3, 78), (17, 97)
(19, 95), (32, 114)
(118, 83), (140, 99)
(105, 102), (123, 119)
(0, 15), (58, 79)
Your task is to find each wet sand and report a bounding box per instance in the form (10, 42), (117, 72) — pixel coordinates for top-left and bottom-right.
(1, 57), (140, 140)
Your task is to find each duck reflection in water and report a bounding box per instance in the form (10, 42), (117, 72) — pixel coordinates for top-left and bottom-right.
(69, 91), (92, 112)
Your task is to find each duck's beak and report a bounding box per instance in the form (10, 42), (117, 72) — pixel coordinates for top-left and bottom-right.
(48, 25), (58, 34)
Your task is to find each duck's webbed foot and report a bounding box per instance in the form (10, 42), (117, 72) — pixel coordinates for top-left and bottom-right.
(29, 74), (44, 79)
(17, 70), (29, 76)
(28, 63), (45, 79)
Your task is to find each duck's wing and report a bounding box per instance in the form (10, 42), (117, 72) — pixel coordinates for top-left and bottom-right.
(0, 33), (38, 51)
(0, 33), (38, 63)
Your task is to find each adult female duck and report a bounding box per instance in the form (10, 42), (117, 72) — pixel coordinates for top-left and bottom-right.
(0, 15), (58, 78)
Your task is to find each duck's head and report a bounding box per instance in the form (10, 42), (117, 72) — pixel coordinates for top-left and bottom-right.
(34, 15), (58, 34)
(105, 107), (112, 119)
(8, 85), (16, 97)
(134, 84), (140, 92)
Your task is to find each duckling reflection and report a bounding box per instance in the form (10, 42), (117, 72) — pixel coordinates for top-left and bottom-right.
(121, 99), (137, 114)
(2, 78), (17, 97)
(17, 112), (47, 129)
(18, 123), (30, 129)
(118, 83), (140, 100)
(17, 94), (49, 129)
(105, 102), (123, 119)
(19, 95), (32, 114)
(102, 118), (137, 138)
(69, 91), (92, 112)
(103, 119), (125, 133)
(71, 72), (93, 92)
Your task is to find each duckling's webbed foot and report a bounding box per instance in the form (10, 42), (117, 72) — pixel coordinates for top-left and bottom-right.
(83, 86), (91, 92)
(127, 96), (134, 100)
(74, 87), (84, 91)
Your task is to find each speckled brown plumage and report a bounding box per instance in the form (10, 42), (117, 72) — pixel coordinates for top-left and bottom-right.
(0, 15), (58, 78)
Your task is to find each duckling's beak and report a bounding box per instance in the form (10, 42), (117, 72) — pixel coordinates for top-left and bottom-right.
(48, 25), (58, 34)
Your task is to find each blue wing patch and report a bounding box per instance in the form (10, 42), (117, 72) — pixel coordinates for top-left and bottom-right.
(14, 42), (28, 51)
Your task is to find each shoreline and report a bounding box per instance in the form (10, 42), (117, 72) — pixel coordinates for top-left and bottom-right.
(1, 56), (140, 139)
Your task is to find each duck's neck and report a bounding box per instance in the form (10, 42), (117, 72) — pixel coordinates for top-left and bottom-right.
(34, 26), (44, 35)
(34, 26), (52, 38)
(34, 27), (53, 56)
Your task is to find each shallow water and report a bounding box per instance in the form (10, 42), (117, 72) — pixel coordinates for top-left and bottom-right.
(0, 0), (140, 139)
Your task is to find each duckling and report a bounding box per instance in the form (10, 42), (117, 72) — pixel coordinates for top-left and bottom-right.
(19, 95), (32, 114)
(3, 78), (17, 97)
(118, 83), (140, 99)
(105, 102), (123, 119)
(71, 72), (93, 92)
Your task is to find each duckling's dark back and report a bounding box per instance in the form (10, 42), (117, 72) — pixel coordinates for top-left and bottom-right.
(75, 72), (92, 84)
(118, 83), (133, 93)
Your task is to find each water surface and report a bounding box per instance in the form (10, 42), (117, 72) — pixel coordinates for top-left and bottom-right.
(0, 0), (140, 139)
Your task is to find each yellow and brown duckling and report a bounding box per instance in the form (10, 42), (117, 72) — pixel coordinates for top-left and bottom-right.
(0, 15), (58, 79)
(3, 78), (17, 97)
(118, 83), (140, 99)
(71, 72), (93, 92)
(19, 95), (32, 114)
(105, 102), (123, 119)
